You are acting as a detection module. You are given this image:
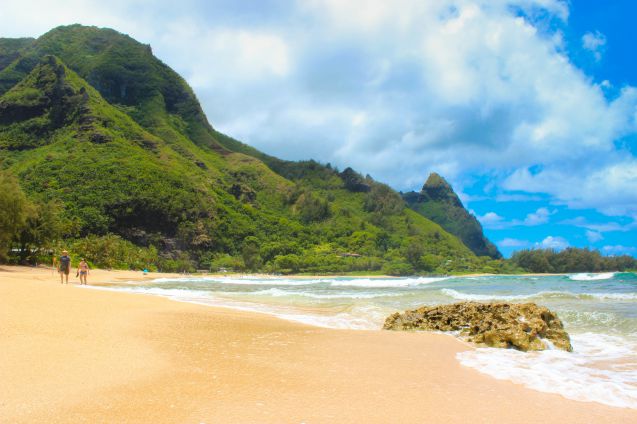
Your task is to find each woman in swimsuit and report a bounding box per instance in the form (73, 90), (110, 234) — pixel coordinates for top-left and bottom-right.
(78, 259), (90, 285)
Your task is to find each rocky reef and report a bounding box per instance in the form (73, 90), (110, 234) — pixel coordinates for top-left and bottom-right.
(383, 302), (572, 352)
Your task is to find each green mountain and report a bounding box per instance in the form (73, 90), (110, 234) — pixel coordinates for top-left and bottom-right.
(0, 38), (34, 72)
(0, 25), (490, 274)
(403, 173), (501, 259)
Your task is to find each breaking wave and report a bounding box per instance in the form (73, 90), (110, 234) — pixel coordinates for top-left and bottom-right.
(440, 288), (637, 302)
(568, 272), (616, 281)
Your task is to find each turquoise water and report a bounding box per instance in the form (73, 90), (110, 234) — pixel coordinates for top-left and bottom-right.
(100, 272), (637, 408)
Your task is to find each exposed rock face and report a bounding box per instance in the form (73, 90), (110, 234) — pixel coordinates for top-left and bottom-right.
(340, 167), (371, 193)
(384, 302), (572, 352)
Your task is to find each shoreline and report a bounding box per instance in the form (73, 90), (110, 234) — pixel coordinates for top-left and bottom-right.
(21, 264), (612, 282)
(2, 265), (635, 423)
(14, 264), (623, 284)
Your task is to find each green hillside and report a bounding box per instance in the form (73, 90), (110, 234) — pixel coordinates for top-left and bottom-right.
(0, 37), (34, 72)
(0, 25), (494, 274)
(404, 173), (501, 259)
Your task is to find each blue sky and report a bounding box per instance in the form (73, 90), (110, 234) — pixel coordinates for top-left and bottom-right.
(464, 1), (637, 257)
(2, 0), (636, 257)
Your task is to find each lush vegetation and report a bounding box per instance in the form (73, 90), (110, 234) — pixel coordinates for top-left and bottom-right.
(0, 38), (35, 72)
(404, 173), (502, 259)
(2, 25), (582, 276)
(0, 170), (63, 263)
(511, 248), (637, 273)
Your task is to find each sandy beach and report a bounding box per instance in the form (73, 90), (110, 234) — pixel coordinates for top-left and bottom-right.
(1, 266), (636, 423)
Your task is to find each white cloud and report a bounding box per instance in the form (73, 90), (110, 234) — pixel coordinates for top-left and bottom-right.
(504, 158), (637, 217)
(537, 235), (569, 250)
(477, 211), (506, 229)
(561, 216), (637, 233)
(478, 207), (553, 228)
(586, 230), (603, 243)
(523, 207), (553, 226)
(166, 27), (291, 89)
(0, 0), (156, 41)
(602, 245), (637, 255)
(582, 30), (607, 61)
(498, 238), (529, 248)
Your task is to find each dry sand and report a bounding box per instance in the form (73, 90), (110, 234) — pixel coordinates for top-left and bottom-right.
(1, 266), (635, 424)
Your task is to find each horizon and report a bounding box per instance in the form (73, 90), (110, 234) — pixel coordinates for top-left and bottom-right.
(2, 1), (636, 258)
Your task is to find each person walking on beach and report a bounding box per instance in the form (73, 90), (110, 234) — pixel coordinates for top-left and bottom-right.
(58, 250), (71, 284)
(78, 258), (89, 285)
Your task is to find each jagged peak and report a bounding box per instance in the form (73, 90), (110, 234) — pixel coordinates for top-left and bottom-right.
(421, 172), (463, 208)
(406, 172), (502, 259)
(425, 172), (450, 187)
(423, 172), (451, 190)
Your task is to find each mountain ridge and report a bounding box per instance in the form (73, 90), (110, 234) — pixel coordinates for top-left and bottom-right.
(404, 173), (502, 259)
(0, 25), (501, 274)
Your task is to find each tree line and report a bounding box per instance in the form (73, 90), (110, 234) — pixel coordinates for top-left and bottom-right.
(0, 171), (62, 263)
(510, 247), (636, 273)
(0, 171), (160, 269)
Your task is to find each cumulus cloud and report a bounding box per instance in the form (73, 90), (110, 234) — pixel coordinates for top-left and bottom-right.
(504, 157), (637, 217)
(2, 0), (637, 223)
(478, 207), (553, 228)
(477, 211), (506, 229)
(523, 207), (553, 226)
(537, 236), (569, 250)
(582, 30), (607, 61)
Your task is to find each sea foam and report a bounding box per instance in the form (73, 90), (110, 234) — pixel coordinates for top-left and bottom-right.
(94, 284), (385, 330)
(569, 272), (616, 281)
(457, 333), (637, 409)
(328, 276), (448, 288)
(440, 288), (637, 302)
(151, 276), (327, 286)
(248, 287), (404, 300)
(150, 276), (447, 288)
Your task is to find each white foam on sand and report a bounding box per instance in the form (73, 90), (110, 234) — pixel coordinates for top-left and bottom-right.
(150, 276), (326, 286)
(94, 284), (384, 330)
(457, 333), (637, 409)
(270, 304), (385, 330)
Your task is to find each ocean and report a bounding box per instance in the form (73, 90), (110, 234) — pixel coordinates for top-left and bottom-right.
(98, 272), (637, 409)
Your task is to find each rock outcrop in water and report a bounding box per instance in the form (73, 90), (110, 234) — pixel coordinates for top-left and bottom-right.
(383, 302), (572, 352)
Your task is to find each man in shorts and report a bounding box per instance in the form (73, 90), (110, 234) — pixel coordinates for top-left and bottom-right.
(58, 250), (71, 284)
